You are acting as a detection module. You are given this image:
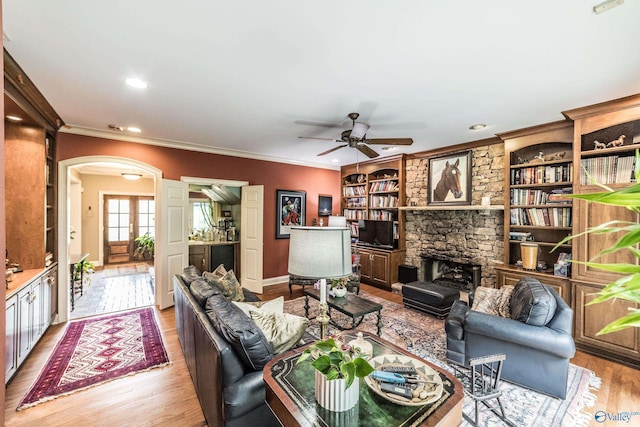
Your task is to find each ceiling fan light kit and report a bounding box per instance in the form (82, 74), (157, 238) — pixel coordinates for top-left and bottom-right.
(298, 112), (414, 160)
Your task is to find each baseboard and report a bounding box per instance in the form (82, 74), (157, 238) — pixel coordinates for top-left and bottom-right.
(262, 275), (289, 287)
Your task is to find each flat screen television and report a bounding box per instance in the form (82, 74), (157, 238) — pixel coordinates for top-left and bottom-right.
(357, 220), (394, 249)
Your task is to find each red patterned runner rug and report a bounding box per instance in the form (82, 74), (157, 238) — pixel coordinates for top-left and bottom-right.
(17, 307), (170, 410)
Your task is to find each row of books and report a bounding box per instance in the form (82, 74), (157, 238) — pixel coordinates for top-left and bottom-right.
(510, 188), (573, 205)
(369, 195), (399, 208)
(343, 186), (366, 197)
(579, 155), (636, 185)
(345, 197), (366, 208)
(343, 209), (367, 220)
(510, 164), (573, 185)
(45, 252), (54, 267)
(510, 207), (572, 227)
(369, 179), (399, 193)
(369, 210), (396, 221)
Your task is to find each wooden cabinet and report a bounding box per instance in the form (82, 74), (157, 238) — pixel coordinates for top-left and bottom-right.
(5, 295), (18, 381)
(357, 247), (406, 291)
(563, 94), (640, 369)
(189, 245), (210, 272)
(6, 265), (58, 384)
(573, 280), (639, 367)
(495, 266), (570, 304)
(341, 154), (405, 250)
(188, 243), (239, 274)
(498, 121), (574, 283)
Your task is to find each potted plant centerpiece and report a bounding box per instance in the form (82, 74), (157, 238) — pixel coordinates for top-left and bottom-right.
(297, 335), (374, 411)
(330, 276), (349, 298)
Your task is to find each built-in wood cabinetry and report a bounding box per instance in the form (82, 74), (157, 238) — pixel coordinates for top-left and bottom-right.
(497, 121), (574, 303)
(563, 94), (640, 369)
(341, 155), (406, 290)
(4, 49), (63, 382)
(6, 265), (58, 383)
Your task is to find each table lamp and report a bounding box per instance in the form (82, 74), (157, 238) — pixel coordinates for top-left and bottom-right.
(288, 226), (351, 339)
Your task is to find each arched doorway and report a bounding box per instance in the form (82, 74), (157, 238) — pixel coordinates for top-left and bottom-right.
(58, 156), (162, 323)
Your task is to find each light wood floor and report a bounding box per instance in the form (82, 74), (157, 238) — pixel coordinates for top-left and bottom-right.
(5, 283), (639, 426)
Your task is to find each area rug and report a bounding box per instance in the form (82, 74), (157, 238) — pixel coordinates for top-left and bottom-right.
(17, 307), (170, 410)
(285, 292), (601, 427)
(102, 262), (150, 278)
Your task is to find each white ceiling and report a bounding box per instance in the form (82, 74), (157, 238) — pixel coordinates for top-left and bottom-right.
(4, 1), (640, 169)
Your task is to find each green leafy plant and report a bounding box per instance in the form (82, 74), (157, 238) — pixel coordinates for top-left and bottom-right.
(554, 151), (640, 334)
(296, 336), (374, 389)
(134, 233), (155, 258)
(72, 260), (95, 287)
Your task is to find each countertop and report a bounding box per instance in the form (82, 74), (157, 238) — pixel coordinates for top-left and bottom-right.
(6, 268), (50, 299)
(188, 240), (239, 246)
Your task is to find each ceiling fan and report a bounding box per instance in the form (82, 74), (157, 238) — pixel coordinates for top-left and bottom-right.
(298, 112), (413, 158)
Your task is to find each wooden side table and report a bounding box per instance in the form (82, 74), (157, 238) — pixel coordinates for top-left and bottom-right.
(264, 331), (463, 427)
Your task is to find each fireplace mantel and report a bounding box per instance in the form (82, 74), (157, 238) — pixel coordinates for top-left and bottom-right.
(399, 205), (504, 211)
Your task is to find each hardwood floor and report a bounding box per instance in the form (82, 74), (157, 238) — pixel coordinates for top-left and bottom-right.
(5, 283), (639, 426)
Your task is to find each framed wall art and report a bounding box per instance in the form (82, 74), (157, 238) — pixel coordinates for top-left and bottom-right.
(427, 151), (472, 206)
(276, 189), (306, 238)
(318, 194), (332, 217)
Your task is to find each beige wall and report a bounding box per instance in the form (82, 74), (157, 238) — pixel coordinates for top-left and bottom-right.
(79, 174), (154, 265)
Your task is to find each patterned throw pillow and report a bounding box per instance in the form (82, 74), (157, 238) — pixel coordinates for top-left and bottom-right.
(471, 286), (514, 318)
(204, 269), (244, 302)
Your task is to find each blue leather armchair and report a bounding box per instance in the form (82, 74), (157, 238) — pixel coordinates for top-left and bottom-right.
(445, 278), (576, 399)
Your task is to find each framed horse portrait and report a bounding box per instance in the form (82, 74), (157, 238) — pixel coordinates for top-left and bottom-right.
(427, 151), (472, 206)
(276, 189), (306, 238)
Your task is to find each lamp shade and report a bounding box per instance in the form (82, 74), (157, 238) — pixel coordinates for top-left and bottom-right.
(288, 226), (351, 279)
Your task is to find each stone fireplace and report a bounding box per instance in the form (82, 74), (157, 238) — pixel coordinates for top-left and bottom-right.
(404, 143), (505, 287)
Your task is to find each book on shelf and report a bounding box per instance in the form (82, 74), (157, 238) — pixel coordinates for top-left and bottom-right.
(580, 155), (635, 185)
(511, 163), (572, 185)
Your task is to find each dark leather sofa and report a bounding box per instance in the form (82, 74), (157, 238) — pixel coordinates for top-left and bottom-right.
(173, 272), (281, 427)
(445, 277), (576, 399)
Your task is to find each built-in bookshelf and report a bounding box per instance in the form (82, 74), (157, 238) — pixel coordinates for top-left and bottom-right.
(498, 121), (574, 281)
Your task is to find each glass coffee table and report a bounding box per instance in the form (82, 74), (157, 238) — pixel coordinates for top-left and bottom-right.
(304, 288), (383, 336)
(264, 331), (463, 427)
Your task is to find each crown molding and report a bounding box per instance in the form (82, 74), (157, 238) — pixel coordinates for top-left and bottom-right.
(59, 125), (340, 171)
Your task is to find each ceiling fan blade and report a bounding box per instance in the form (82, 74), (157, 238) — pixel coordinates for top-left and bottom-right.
(356, 144), (379, 158)
(367, 138), (414, 146)
(317, 145), (348, 156)
(298, 136), (342, 142)
(350, 122), (370, 140)
(294, 119), (343, 128)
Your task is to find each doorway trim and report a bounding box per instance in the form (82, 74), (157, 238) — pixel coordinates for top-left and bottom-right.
(58, 156), (162, 324)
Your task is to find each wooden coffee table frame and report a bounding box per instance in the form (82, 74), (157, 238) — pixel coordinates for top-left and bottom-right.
(264, 331), (463, 427)
(303, 288), (383, 335)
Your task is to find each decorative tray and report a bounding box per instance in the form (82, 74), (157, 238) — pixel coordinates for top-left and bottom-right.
(364, 354), (444, 406)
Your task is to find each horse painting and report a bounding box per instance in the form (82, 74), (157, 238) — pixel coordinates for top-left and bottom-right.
(432, 159), (463, 202)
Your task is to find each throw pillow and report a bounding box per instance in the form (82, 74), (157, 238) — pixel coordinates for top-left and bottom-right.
(510, 277), (558, 326)
(233, 296), (284, 317)
(205, 294), (274, 371)
(250, 310), (309, 354)
(203, 269), (244, 302)
(212, 263), (227, 278)
(470, 286), (514, 318)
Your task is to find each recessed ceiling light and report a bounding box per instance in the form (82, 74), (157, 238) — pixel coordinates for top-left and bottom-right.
(381, 147), (396, 151)
(125, 78), (148, 89)
(127, 127), (142, 133)
(6, 115), (22, 122)
(331, 158), (339, 163)
(469, 124), (487, 131)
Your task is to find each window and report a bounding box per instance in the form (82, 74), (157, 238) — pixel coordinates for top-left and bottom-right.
(107, 198), (130, 242)
(138, 198), (155, 238)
